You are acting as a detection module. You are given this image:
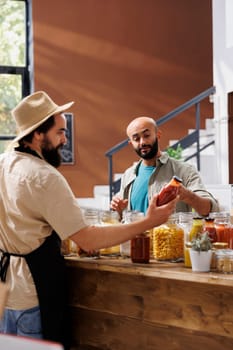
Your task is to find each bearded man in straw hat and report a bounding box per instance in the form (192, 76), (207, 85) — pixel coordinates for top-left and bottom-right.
(0, 91), (177, 349)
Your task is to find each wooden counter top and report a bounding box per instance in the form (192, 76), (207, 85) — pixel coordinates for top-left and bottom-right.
(66, 255), (233, 287)
(66, 256), (233, 350)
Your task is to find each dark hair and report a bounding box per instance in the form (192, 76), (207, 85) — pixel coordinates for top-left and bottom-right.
(19, 115), (55, 145)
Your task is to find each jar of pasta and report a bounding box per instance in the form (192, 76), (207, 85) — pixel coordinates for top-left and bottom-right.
(152, 215), (184, 261)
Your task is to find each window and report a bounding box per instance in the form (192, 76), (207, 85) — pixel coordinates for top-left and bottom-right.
(0, 0), (33, 152)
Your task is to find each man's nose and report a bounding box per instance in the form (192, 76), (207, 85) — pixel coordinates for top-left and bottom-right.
(61, 134), (67, 145)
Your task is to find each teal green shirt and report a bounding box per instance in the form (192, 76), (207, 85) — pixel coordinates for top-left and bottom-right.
(130, 163), (155, 214)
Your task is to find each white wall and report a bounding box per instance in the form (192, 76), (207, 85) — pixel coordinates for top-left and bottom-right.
(212, 0), (233, 184)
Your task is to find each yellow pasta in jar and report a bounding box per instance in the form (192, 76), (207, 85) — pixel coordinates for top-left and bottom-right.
(152, 221), (184, 260)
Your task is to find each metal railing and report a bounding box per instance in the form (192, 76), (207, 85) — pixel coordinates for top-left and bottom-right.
(105, 86), (216, 201)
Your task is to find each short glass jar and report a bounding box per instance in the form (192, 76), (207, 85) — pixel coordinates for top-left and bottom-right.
(215, 249), (233, 274)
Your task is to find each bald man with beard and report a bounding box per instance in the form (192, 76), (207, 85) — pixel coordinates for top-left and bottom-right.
(110, 116), (219, 217)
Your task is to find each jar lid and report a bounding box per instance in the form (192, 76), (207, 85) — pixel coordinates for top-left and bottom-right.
(212, 242), (228, 249)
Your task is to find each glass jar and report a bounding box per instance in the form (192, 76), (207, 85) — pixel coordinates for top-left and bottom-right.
(215, 249), (233, 274)
(78, 208), (101, 257)
(204, 218), (217, 243)
(189, 217), (204, 241)
(213, 212), (231, 245)
(120, 211), (144, 257)
(61, 239), (78, 256)
(99, 210), (121, 256)
(211, 242), (228, 270)
(152, 215), (184, 261)
(184, 242), (192, 268)
(83, 208), (100, 225)
(131, 233), (150, 264)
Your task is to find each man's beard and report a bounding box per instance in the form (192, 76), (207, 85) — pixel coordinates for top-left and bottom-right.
(135, 138), (158, 160)
(41, 138), (63, 168)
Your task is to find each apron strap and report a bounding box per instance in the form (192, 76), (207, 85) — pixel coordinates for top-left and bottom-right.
(0, 249), (24, 282)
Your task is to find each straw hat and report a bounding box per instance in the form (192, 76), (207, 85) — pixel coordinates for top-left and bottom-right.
(12, 91), (74, 143)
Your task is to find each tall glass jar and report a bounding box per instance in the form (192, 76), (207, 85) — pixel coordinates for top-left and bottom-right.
(189, 217), (204, 241)
(178, 212), (193, 268)
(120, 210), (144, 257)
(131, 232), (150, 264)
(99, 210), (121, 256)
(152, 215), (184, 261)
(78, 208), (101, 257)
(204, 217), (217, 243)
(213, 212), (230, 245)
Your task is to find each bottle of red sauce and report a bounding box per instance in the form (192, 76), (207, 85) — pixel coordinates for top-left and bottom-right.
(157, 176), (182, 206)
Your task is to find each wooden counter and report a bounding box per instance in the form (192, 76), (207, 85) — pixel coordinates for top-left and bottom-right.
(66, 256), (233, 350)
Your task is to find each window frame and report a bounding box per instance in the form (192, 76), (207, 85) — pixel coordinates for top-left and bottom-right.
(0, 0), (33, 142)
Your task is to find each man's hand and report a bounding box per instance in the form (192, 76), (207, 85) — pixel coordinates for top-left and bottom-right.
(110, 196), (128, 214)
(146, 194), (177, 228)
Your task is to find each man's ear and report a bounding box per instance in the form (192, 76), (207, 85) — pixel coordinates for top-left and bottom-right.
(34, 131), (43, 141)
(157, 128), (162, 139)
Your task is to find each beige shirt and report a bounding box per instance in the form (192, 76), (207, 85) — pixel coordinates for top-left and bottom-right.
(0, 151), (87, 309)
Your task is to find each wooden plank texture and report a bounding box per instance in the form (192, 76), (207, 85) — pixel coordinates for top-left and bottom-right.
(66, 258), (233, 350)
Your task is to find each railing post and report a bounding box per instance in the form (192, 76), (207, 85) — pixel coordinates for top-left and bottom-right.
(107, 155), (113, 202)
(195, 102), (200, 171)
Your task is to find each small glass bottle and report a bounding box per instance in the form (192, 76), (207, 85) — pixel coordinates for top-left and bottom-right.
(131, 233), (150, 264)
(157, 176), (182, 206)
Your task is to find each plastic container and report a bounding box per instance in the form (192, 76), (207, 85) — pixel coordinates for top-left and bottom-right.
(157, 176), (182, 206)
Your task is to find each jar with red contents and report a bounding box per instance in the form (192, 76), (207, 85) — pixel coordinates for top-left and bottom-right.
(213, 212), (231, 246)
(131, 233), (150, 264)
(204, 218), (217, 243)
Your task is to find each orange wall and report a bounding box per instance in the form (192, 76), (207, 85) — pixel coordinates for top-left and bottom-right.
(32, 0), (213, 197)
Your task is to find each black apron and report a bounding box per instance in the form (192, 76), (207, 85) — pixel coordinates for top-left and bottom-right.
(0, 232), (71, 350)
(0, 147), (71, 349)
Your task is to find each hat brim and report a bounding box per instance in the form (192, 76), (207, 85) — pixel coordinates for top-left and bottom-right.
(12, 101), (74, 144)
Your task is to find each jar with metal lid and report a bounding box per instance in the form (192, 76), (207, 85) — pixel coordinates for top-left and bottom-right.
(211, 242), (228, 270)
(215, 249), (233, 274)
(152, 215), (184, 261)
